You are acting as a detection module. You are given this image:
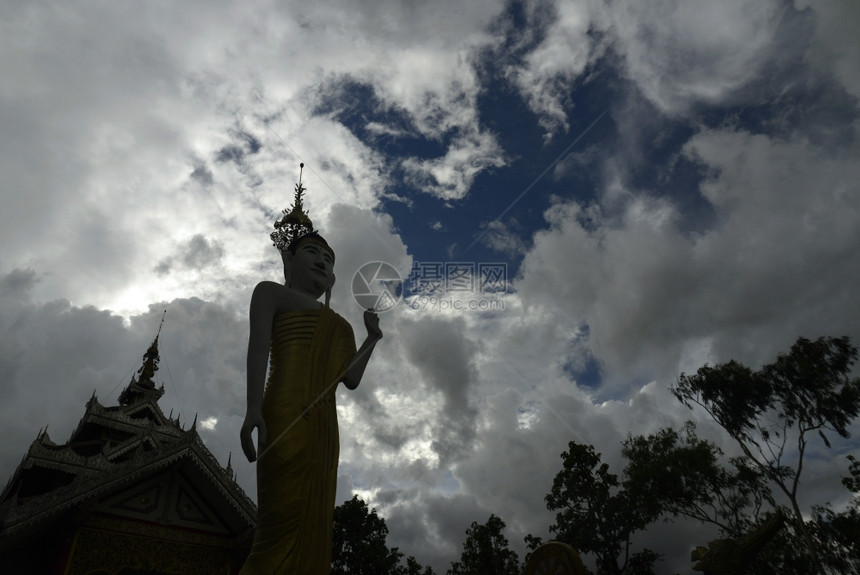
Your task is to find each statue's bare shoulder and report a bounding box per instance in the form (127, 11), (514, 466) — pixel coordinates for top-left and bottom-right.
(251, 280), (323, 318)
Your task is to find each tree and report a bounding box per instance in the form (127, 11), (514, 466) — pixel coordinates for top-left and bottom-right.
(398, 555), (437, 575)
(806, 454), (860, 574)
(448, 514), (521, 575)
(621, 424), (860, 574)
(331, 495), (405, 575)
(545, 443), (658, 575)
(522, 533), (544, 568)
(672, 336), (860, 575)
(623, 421), (772, 538)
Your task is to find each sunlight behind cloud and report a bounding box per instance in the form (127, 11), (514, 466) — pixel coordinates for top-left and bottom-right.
(200, 416), (218, 431)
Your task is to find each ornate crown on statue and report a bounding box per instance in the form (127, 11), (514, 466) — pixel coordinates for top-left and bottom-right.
(271, 163), (317, 253)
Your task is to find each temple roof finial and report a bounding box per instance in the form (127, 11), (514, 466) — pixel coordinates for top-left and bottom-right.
(118, 311), (168, 406)
(137, 310), (167, 386)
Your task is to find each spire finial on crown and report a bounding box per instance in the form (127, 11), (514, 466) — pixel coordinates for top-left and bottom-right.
(271, 163), (317, 253)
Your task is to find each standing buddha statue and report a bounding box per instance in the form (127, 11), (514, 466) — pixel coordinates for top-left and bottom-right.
(239, 165), (382, 574)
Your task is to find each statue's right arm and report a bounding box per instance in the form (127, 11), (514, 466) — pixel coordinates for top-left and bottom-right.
(240, 281), (278, 462)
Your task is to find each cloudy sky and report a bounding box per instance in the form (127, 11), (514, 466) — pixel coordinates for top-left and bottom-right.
(2, 0), (859, 572)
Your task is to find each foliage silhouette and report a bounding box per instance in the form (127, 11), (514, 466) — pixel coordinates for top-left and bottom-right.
(332, 495), (434, 575)
(544, 443), (658, 575)
(448, 514), (521, 575)
(622, 421), (771, 538)
(672, 336), (860, 575)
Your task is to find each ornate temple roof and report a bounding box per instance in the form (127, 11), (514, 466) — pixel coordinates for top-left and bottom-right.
(0, 325), (256, 541)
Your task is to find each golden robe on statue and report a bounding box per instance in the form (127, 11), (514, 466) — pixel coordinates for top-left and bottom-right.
(241, 308), (356, 575)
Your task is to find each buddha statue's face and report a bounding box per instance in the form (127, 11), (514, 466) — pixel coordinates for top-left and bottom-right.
(285, 239), (335, 299)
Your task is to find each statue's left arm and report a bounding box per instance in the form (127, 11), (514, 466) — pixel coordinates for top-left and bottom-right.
(342, 309), (382, 390)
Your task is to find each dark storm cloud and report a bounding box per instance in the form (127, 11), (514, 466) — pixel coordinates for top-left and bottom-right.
(0, 273), (134, 477)
(348, 385), (411, 451)
(399, 315), (480, 464)
(180, 234), (225, 269)
(382, 490), (489, 570)
(0, 267), (38, 302)
(216, 145), (246, 164)
(154, 234), (225, 275)
(215, 130), (263, 165)
(190, 163), (214, 186)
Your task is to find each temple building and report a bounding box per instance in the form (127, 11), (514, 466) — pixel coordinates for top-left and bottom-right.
(0, 327), (256, 574)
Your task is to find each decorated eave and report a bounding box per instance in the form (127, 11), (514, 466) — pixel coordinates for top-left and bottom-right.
(0, 322), (256, 538)
(0, 422), (255, 537)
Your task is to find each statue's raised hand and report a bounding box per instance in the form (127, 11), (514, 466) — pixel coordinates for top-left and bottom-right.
(364, 308), (382, 341)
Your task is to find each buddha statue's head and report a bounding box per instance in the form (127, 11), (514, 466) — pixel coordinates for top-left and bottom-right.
(271, 164), (336, 305)
(283, 232), (335, 302)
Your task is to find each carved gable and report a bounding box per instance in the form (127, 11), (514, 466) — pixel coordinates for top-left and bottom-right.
(94, 464), (232, 535)
(0, 328), (256, 574)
